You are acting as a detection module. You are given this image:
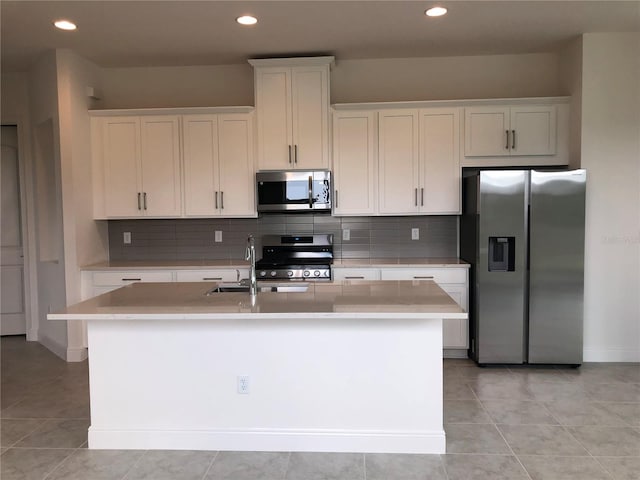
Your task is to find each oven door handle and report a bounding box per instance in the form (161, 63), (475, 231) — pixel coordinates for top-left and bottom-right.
(308, 175), (313, 208)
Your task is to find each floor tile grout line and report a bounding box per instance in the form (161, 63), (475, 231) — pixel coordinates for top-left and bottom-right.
(469, 387), (534, 480)
(41, 445), (81, 480)
(199, 449), (219, 480)
(362, 451), (366, 480)
(283, 451), (292, 480)
(438, 453), (451, 480)
(121, 449), (149, 480)
(591, 455), (620, 480)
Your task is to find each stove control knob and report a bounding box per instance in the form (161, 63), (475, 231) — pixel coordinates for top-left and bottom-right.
(314, 270), (320, 277)
(259, 271), (267, 277)
(287, 271), (294, 277)
(270, 271), (277, 277)
(303, 271), (310, 277)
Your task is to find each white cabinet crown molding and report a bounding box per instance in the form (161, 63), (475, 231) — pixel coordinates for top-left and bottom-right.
(89, 106), (255, 117)
(249, 56), (335, 68)
(332, 96), (570, 111)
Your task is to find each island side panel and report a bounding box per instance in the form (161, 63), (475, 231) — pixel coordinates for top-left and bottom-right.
(86, 316), (444, 453)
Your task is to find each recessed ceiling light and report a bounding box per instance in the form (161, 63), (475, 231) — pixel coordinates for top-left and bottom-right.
(236, 15), (258, 26)
(425, 6), (447, 17)
(53, 19), (77, 30)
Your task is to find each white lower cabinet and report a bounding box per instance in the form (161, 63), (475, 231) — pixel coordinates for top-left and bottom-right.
(378, 267), (469, 354)
(175, 269), (249, 283)
(332, 267), (381, 281)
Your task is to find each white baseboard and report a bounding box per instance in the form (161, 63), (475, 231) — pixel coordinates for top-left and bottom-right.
(88, 427), (446, 454)
(66, 346), (88, 362)
(584, 348), (640, 363)
(443, 349), (469, 359)
(39, 333), (68, 361)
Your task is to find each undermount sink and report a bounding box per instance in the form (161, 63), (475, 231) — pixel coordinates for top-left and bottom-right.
(206, 282), (309, 295)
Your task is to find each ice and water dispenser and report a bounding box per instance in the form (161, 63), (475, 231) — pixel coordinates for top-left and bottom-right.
(488, 237), (515, 272)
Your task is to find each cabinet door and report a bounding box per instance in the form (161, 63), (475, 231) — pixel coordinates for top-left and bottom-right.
(102, 117), (142, 217)
(218, 114), (256, 217)
(419, 108), (461, 214)
(175, 269), (247, 282)
(510, 105), (556, 156)
(291, 66), (330, 169)
(255, 68), (293, 170)
(378, 110), (419, 214)
(183, 115), (219, 216)
(140, 116), (182, 216)
(464, 107), (510, 157)
(440, 284), (469, 349)
(332, 111), (377, 215)
(332, 268), (381, 281)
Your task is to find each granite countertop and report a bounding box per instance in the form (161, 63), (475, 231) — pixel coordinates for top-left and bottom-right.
(49, 280), (467, 320)
(82, 258), (468, 271)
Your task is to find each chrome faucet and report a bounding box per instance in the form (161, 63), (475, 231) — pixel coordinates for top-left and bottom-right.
(245, 235), (257, 296)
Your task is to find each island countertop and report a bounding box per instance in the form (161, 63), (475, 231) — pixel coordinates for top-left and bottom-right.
(49, 280), (467, 321)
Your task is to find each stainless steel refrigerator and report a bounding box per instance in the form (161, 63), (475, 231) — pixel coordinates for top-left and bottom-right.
(460, 170), (586, 365)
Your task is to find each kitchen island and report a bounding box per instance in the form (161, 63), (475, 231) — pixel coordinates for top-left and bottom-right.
(49, 280), (466, 454)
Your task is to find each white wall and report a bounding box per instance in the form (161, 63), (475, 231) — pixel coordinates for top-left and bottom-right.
(331, 53), (562, 103)
(581, 33), (640, 362)
(98, 52), (562, 109)
(559, 37), (583, 170)
(100, 64), (254, 109)
(56, 50), (109, 360)
(27, 50), (69, 357)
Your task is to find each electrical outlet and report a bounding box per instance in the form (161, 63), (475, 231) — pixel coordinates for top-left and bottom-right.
(123, 232), (132, 244)
(342, 228), (350, 241)
(411, 228), (420, 240)
(214, 230), (223, 243)
(237, 375), (250, 394)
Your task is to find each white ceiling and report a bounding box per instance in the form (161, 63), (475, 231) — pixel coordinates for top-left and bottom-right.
(2, 0), (639, 72)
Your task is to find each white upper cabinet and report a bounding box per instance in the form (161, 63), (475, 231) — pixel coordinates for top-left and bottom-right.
(378, 110), (420, 214)
(464, 105), (557, 157)
(250, 57), (333, 170)
(140, 116), (182, 217)
(183, 113), (255, 217)
(332, 111), (377, 215)
(376, 108), (461, 215)
(419, 108), (461, 214)
(99, 115), (181, 218)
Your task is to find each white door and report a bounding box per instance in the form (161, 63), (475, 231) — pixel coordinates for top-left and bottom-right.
(1, 126), (25, 335)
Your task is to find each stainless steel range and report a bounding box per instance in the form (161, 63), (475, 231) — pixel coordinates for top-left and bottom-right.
(256, 234), (333, 281)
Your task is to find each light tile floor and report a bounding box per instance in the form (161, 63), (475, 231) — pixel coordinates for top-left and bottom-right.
(1, 336), (639, 479)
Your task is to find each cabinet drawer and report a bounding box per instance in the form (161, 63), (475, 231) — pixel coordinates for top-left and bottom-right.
(332, 268), (381, 281)
(379, 267), (467, 284)
(92, 271), (173, 286)
(175, 269), (248, 283)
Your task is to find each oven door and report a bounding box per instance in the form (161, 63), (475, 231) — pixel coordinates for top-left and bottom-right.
(256, 170), (331, 212)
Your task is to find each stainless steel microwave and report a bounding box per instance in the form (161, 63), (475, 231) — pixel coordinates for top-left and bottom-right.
(256, 170), (331, 212)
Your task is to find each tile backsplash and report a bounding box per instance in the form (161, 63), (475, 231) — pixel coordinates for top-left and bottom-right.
(108, 214), (458, 261)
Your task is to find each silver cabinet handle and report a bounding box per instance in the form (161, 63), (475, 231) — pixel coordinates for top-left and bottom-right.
(413, 276), (434, 279)
(345, 276), (365, 279)
(221, 191), (224, 209)
(143, 192), (147, 210)
(294, 144), (298, 164)
(215, 191), (218, 209)
(421, 187), (424, 206)
(308, 175), (313, 208)
(288, 145), (292, 164)
(335, 190), (338, 208)
(505, 130), (510, 150)
(512, 129), (516, 150)
(137, 192), (141, 210)
(202, 277), (223, 281)
(414, 188), (418, 206)
(122, 278), (142, 281)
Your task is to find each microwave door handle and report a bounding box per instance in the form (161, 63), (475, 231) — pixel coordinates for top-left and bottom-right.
(308, 175), (313, 208)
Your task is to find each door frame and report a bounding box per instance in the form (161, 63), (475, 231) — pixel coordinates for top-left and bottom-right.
(2, 118), (39, 340)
